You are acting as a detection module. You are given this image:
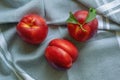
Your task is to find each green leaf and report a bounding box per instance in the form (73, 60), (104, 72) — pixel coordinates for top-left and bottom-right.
(85, 8), (96, 23)
(66, 12), (87, 32)
(66, 12), (79, 24)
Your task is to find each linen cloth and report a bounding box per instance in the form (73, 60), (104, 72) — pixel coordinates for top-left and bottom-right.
(0, 0), (120, 80)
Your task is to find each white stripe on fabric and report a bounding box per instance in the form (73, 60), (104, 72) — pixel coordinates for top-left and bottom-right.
(96, 15), (103, 29)
(21, 73), (35, 80)
(105, 18), (110, 30)
(0, 29), (13, 63)
(106, 8), (120, 16)
(0, 29), (35, 80)
(0, 51), (24, 80)
(96, 0), (120, 13)
(116, 31), (120, 48)
(95, 0), (101, 6)
(0, 29), (23, 80)
(0, 29), (7, 49)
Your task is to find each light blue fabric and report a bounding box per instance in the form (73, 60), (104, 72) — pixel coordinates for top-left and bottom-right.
(0, 0), (120, 80)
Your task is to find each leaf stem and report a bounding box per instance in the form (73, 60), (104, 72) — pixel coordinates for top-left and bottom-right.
(66, 11), (87, 32)
(78, 23), (86, 32)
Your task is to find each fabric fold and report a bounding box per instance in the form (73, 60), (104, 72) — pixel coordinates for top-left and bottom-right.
(0, 0), (45, 24)
(0, 0), (120, 80)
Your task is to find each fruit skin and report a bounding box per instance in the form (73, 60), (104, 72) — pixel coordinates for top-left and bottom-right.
(67, 10), (98, 42)
(45, 38), (78, 70)
(16, 14), (48, 44)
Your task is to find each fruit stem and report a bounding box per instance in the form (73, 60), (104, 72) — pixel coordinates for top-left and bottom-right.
(78, 23), (87, 32)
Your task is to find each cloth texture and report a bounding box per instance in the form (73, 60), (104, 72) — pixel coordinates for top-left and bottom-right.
(0, 0), (120, 80)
